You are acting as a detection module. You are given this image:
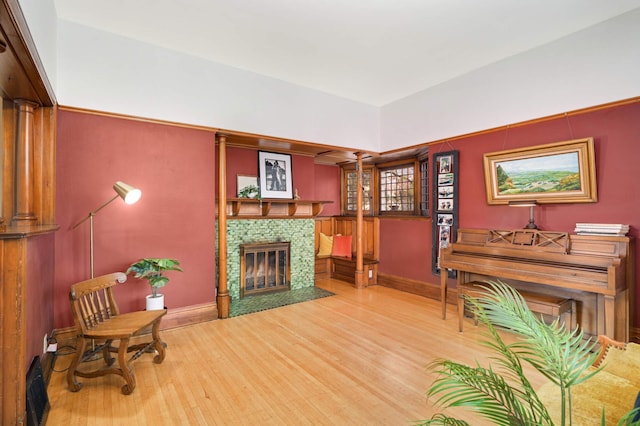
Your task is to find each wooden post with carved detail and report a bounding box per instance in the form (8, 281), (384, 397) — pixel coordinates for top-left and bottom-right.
(216, 135), (230, 318)
(12, 100), (39, 227)
(354, 152), (366, 288)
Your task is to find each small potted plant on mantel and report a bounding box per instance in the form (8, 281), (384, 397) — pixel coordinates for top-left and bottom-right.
(126, 258), (183, 310)
(238, 184), (260, 199)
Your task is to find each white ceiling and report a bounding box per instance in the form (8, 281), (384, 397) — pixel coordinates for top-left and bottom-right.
(53, 0), (640, 106)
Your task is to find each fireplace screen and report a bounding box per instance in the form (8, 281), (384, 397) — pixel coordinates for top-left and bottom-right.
(240, 242), (290, 297)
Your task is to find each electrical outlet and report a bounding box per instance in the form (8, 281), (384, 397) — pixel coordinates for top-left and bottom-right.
(43, 333), (48, 354)
(368, 269), (373, 279)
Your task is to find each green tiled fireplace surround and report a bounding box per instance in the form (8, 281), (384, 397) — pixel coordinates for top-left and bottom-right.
(216, 219), (315, 300)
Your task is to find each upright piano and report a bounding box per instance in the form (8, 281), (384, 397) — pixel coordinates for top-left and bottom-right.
(439, 229), (633, 341)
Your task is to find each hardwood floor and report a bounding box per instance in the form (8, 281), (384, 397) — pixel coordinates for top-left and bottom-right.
(45, 279), (547, 425)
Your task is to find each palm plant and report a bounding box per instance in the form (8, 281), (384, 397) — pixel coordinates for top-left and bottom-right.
(420, 280), (601, 426)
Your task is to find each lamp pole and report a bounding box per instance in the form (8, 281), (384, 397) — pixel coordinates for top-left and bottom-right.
(72, 182), (141, 279)
(74, 194), (119, 278)
(90, 213), (95, 278)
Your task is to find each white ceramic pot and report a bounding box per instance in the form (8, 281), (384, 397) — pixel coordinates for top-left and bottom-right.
(146, 294), (165, 311)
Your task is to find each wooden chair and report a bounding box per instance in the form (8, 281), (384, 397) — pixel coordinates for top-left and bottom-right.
(67, 272), (167, 395)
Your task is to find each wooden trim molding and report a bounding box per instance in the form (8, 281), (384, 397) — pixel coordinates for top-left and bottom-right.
(161, 302), (218, 330)
(61, 97), (640, 169)
(54, 302), (218, 345)
(377, 272), (459, 304)
(379, 272), (640, 344)
(1, 0), (55, 104)
(217, 134), (230, 318)
(222, 198), (332, 218)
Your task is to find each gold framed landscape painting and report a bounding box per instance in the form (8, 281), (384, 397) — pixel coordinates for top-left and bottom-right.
(483, 137), (597, 205)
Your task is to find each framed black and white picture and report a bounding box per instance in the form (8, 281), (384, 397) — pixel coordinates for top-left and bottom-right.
(258, 151), (293, 199)
(432, 150), (459, 277)
(437, 213), (454, 226)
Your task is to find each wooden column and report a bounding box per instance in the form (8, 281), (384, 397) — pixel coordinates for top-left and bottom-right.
(12, 100), (39, 227)
(0, 2), (57, 424)
(1, 236), (27, 426)
(216, 135), (230, 318)
(354, 152), (366, 288)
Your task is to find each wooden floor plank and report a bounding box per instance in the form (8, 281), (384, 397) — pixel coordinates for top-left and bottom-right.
(46, 279), (546, 425)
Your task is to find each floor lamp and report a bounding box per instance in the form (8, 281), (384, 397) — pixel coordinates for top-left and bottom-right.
(72, 181), (142, 278)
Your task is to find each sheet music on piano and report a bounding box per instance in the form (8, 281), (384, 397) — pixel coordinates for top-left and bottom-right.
(574, 223), (629, 236)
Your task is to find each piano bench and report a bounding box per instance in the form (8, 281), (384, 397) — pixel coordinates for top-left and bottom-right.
(457, 281), (576, 333)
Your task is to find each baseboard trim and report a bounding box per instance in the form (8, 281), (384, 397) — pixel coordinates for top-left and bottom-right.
(53, 302), (218, 347)
(377, 272), (458, 303)
(161, 301), (218, 330)
(51, 286), (640, 345)
(378, 273), (640, 344)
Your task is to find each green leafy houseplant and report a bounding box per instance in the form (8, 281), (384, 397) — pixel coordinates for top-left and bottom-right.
(419, 280), (615, 426)
(126, 258), (183, 298)
(238, 184), (260, 199)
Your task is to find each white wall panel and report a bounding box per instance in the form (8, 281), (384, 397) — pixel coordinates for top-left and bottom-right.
(380, 9), (640, 150)
(15, 0), (58, 90)
(56, 21), (380, 150)
(17, 5), (640, 152)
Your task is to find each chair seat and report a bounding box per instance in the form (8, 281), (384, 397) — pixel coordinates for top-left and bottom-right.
(83, 309), (166, 339)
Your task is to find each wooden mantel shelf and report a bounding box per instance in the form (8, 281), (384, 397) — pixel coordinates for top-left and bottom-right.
(221, 198), (332, 218)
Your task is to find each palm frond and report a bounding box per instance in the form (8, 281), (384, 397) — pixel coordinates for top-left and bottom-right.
(427, 359), (550, 426)
(424, 280), (603, 426)
(469, 281), (598, 388)
(414, 413), (470, 425)
(617, 406), (640, 426)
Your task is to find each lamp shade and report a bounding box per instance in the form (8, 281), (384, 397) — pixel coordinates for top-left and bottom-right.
(508, 200), (537, 207)
(113, 181), (142, 205)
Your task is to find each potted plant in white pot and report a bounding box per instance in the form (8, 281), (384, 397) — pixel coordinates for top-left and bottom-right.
(126, 258), (183, 310)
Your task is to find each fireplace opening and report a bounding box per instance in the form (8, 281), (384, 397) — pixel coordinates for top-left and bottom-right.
(240, 242), (290, 298)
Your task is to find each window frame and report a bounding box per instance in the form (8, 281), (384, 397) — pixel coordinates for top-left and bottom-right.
(341, 157), (428, 217)
(341, 165), (376, 216)
(377, 159), (419, 215)
(419, 156), (429, 216)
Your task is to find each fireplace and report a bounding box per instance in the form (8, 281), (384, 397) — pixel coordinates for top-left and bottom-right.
(218, 218), (315, 300)
(240, 242), (290, 297)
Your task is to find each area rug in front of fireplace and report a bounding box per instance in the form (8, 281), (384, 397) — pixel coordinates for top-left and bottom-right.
(229, 287), (335, 318)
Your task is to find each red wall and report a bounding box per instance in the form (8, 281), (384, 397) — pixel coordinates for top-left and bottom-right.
(26, 234), (55, 366)
(313, 164), (341, 216)
(378, 101), (640, 325)
(223, 146), (259, 196)
(380, 218), (432, 281)
(55, 101), (640, 328)
(55, 111), (217, 328)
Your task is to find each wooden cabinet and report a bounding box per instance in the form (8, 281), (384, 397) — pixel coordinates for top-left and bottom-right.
(0, 3), (57, 422)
